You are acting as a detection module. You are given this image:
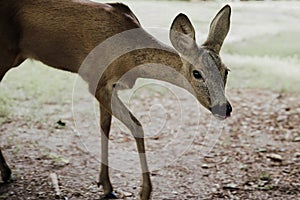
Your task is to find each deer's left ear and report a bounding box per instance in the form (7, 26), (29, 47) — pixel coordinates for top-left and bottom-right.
(170, 13), (197, 55)
(203, 5), (231, 54)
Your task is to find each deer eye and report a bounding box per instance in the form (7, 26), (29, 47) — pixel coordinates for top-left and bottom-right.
(192, 70), (202, 80)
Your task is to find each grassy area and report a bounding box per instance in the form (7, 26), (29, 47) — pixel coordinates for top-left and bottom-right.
(224, 31), (300, 58)
(0, 61), (76, 122)
(221, 2), (300, 93)
(225, 55), (300, 93)
(223, 29), (300, 92)
(1, 61), (75, 104)
(0, 96), (11, 124)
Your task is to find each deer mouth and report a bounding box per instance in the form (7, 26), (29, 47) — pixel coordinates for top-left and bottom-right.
(225, 112), (231, 119)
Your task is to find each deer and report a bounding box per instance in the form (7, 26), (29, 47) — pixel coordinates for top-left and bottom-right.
(0, 0), (232, 199)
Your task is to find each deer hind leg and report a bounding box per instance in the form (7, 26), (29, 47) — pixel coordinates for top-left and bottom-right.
(0, 53), (25, 182)
(97, 105), (118, 199)
(97, 90), (152, 200)
(0, 148), (12, 182)
(0, 76), (10, 182)
(0, 66), (11, 182)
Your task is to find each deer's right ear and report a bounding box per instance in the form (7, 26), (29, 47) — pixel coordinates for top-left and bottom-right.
(170, 13), (197, 55)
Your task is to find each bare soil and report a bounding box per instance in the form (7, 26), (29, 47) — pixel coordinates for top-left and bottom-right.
(0, 89), (299, 200)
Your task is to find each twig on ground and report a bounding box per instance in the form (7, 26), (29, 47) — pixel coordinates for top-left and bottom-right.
(50, 173), (61, 198)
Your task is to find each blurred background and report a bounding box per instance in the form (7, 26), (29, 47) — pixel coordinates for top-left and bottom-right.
(1, 0), (299, 112)
(0, 1), (299, 199)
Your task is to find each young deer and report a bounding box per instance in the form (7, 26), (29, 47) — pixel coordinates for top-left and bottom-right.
(0, 0), (232, 199)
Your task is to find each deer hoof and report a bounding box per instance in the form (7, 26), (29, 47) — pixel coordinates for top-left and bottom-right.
(101, 191), (118, 199)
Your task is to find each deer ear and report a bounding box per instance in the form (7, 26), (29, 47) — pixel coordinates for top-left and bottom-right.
(203, 5), (231, 54)
(170, 13), (197, 55)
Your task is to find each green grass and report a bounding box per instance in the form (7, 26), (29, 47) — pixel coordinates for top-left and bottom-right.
(1, 60), (75, 104)
(223, 29), (300, 93)
(0, 61), (76, 122)
(0, 96), (11, 117)
(224, 31), (300, 58)
(225, 54), (300, 93)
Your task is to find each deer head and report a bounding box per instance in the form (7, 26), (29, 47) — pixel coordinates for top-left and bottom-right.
(170, 5), (232, 119)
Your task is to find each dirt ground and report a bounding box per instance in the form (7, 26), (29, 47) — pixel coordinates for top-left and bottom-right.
(0, 89), (299, 200)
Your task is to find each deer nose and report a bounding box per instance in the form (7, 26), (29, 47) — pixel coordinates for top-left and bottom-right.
(211, 102), (232, 119)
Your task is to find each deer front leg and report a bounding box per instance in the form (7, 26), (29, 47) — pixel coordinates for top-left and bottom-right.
(98, 105), (118, 199)
(97, 87), (152, 200)
(109, 92), (152, 200)
(135, 136), (152, 200)
(0, 148), (12, 182)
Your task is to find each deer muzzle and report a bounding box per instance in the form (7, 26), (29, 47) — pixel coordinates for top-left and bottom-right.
(211, 101), (232, 119)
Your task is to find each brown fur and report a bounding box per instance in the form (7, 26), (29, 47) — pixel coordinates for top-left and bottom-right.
(0, 1), (232, 199)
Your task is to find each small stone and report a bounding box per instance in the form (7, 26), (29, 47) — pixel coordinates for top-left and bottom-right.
(201, 164), (209, 169)
(267, 153), (283, 162)
(294, 152), (300, 158)
(223, 183), (239, 190)
(239, 164), (248, 171)
(258, 180), (269, 187)
(123, 191), (133, 197)
(256, 148), (267, 153)
(293, 136), (300, 142)
(74, 131), (81, 137)
(276, 115), (286, 122)
(211, 187), (218, 193)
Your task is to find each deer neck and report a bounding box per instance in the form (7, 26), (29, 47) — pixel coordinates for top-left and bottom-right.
(106, 28), (189, 90)
(80, 29), (192, 95)
(129, 46), (192, 93)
